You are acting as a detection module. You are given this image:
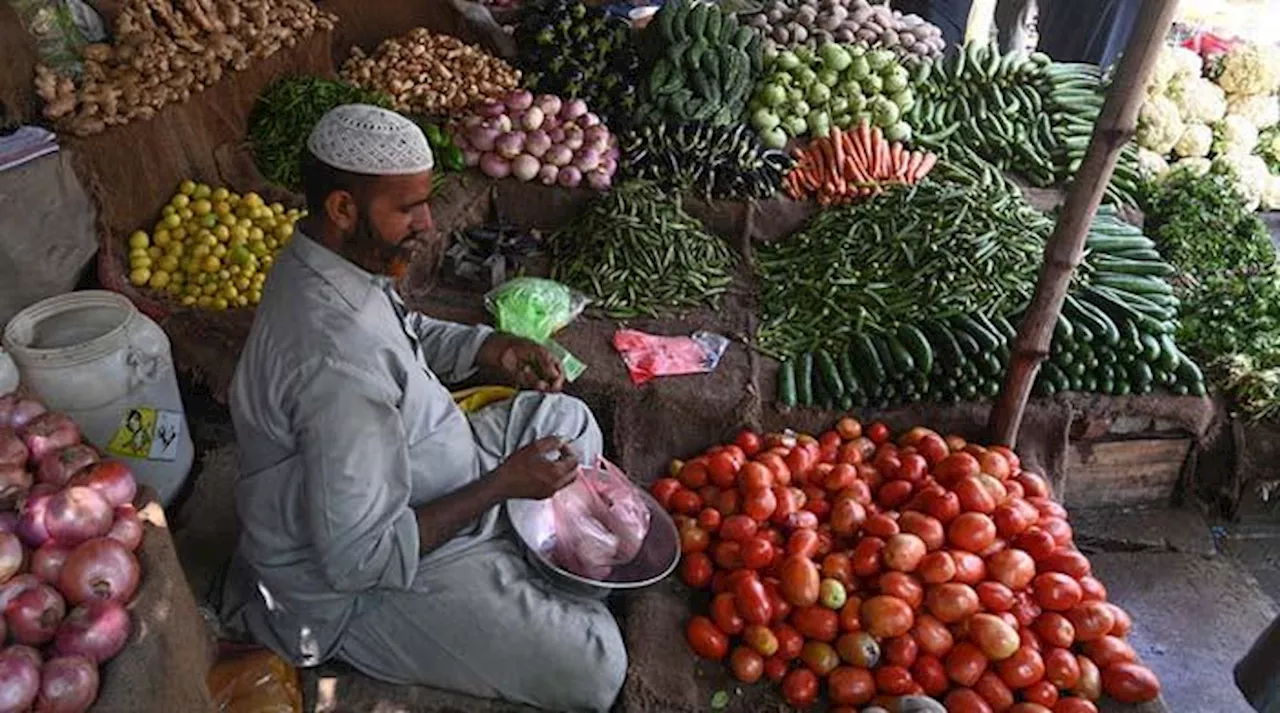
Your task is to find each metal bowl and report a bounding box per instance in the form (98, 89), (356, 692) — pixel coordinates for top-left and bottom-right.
(507, 486), (680, 599)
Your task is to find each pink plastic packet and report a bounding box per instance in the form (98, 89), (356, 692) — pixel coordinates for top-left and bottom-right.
(551, 457), (651, 579)
(612, 329), (731, 386)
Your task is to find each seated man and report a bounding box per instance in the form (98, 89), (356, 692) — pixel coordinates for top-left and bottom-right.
(219, 104), (626, 712)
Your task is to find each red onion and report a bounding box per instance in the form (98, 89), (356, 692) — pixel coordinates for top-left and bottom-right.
(535, 94), (562, 117)
(548, 126), (566, 144)
(55, 601), (130, 664)
(511, 154), (540, 182)
(561, 97), (588, 120)
(9, 399), (46, 433)
(22, 413), (80, 462)
(0, 646), (40, 713)
(557, 166), (583, 188)
(36, 655), (99, 713)
(67, 461), (136, 509)
(580, 111), (601, 128)
(0, 512), (16, 534)
(477, 98), (505, 118)
(106, 506), (143, 552)
(17, 486), (55, 548)
(504, 89), (533, 112)
(0, 532), (22, 583)
(31, 544), (70, 584)
(538, 164), (559, 186)
(58, 538), (140, 605)
(574, 147), (601, 173)
(0, 465), (31, 508)
(588, 168), (614, 192)
(521, 106), (545, 131)
(468, 125), (500, 152)
(495, 131), (525, 159)
(545, 145), (573, 168)
(562, 125), (585, 151)
(479, 153), (511, 179)
(525, 129), (551, 158)
(6, 584), (66, 645)
(0, 428), (27, 467)
(36, 446), (99, 488)
(0, 574), (39, 611)
(45, 487), (113, 548)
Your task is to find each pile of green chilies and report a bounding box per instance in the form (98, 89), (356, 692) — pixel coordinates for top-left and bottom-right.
(549, 181), (736, 318)
(756, 180), (1054, 357)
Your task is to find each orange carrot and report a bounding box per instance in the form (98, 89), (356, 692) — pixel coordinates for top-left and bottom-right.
(904, 151), (925, 182)
(912, 153), (938, 182)
(889, 143), (904, 177)
(832, 130), (846, 183)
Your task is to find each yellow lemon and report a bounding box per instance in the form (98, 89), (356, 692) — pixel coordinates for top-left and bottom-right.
(194, 272), (209, 286)
(161, 206), (176, 219)
(212, 244), (227, 259)
(129, 267), (151, 286)
(163, 214), (181, 229)
(178, 208), (194, 221)
(171, 194), (190, 209)
(193, 183), (212, 200)
(179, 180), (196, 196)
(234, 276), (251, 291)
(249, 289), (263, 304)
(171, 226), (187, 240)
(159, 255), (179, 272)
(153, 230), (171, 248)
(167, 242), (185, 258)
(213, 225), (230, 241)
(149, 271), (171, 289)
(212, 187), (230, 202)
(201, 255), (221, 273)
(202, 282), (219, 296)
(244, 192), (264, 207)
(147, 246), (163, 259)
(218, 212), (237, 228)
(211, 297), (228, 311)
(273, 223), (293, 240)
(128, 231), (149, 250)
(260, 255), (274, 269)
(196, 295), (213, 309)
(265, 237), (279, 250)
(131, 255), (152, 270)
(192, 244), (211, 259)
(191, 199), (211, 216)
(222, 284), (239, 299)
(218, 268), (231, 281)
(181, 295), (197, 307)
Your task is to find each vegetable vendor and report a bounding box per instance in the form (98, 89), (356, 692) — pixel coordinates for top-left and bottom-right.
(217, 104), (626, 712)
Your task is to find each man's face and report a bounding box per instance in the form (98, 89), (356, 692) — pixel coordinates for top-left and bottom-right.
(332, 171), (436, 277)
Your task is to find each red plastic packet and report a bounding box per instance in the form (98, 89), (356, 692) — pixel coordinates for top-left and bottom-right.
(612, 329), (731, 386)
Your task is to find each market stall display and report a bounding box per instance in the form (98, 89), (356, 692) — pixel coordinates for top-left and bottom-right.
(618, 121), (793, 200)
(743, 0), (943, 61)
(339, 28), (521, 117)
(549, 181), (736, 318)
(782, 121), (936, 204)
(0, 393), (145, 713)
(655, 420), (1162, 710)
(33, 0), (336, 137)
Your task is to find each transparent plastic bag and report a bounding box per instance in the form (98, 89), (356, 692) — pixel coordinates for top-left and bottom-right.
(8, 0), (88, 75)
(485, 277), (589, 343)
(551, 457), (651, 580)
(612, 329), (732, 385)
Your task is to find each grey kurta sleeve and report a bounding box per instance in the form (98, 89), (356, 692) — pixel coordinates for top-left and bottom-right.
(294, 358), (420, 593)
(403, 311), (495, 384)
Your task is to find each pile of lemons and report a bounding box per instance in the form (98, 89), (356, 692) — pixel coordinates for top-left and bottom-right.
(126, 180), (305, 311)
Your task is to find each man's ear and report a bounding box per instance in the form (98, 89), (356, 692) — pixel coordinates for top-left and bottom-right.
(324, 190), (358, 231)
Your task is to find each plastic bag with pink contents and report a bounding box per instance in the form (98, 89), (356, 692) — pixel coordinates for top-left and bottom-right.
(551, 457), (651, 580)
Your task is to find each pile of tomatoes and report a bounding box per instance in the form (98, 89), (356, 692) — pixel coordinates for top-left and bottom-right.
(652, 418), (1161, 712)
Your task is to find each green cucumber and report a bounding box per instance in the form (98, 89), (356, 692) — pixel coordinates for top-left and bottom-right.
(885, 334), (916, 375)
(951, 322), (982, 357)
(1065, 294), (1118, 346)
(815, 348), (844, 401)
(1157, 334), (1180, 371)
(898, 324), (934, 376)
(1041, 362), (1070, 392)
(1094, 273), (1174, 296)
(1176, 351), (1204, 386)
(954, 315), (1000, 351)
(777, 360), (797, 407)
(1129, 361), (1154, 385)
(1093, 257), (1176, 277)
(797, 352), (814, 407)
(851, 333), (886, 384)
(839, 348), (862, 398)
(991, 314), (1018, 342)
(1086, 234), (1156, 253)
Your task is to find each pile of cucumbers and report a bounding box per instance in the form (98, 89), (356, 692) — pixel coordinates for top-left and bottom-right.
(1042, 61), (1143, 208)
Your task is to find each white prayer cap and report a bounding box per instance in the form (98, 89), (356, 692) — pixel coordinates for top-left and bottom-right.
(307, 104), (435, 176)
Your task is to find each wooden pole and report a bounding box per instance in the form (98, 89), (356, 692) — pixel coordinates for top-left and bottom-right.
(988, 0), (1180, 448)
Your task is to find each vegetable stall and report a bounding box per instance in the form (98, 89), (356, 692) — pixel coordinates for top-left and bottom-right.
(1, 0), (1274, 709)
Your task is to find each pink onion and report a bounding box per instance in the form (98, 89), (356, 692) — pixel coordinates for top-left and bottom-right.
(0, 646), (40, 713)
(557, 166), (583, 188)
(584, 123), (609, 145)
(587, 168), (613, 191)
(22, 414), (80, 462)
(479, 153), (511, 179)
(31, 544), (70, 584)
(510, 154), (540, 182)
(36, 655), (99, 713)
(495, 131), (525, 160)
(0, 532), (22, 583)
(521, 106), (545, 131)
(562, 125), (584, 151)
(504, 89), (534, 112)
(55, 600), (130, 664)
(544, 145), (573, 168)
(460, 114), (485, 131)
(106, 506), (143, 552)
(601, 156), (618, 176)
(580, 112), (601, 128)
(495, 115), (513, 134)
(0, 428), (27, 467)
(59, 538), (140, 606)
(525, 129), (552, 158)
(463, 148), (482, 168)
(45, 487), (113, 548)
(548, 126), (566, 144)
(0, 512), (16, 535)
(37, 446), (99, 488)
(6, 584), (65, 646)
(477, 98), (505, 118)
(0, 575), (38, 611)
(468, 125), (501, 152)
(561, 98), (588, 120)
(0, 466), (31, 508)
(574, 147), (601, 173)
(535, 94), (562, 117)
(538, 164), (559, 186)
(66, 461), (135, 509)
(17, 486), (55, 548)
(9, 400), (45, 432)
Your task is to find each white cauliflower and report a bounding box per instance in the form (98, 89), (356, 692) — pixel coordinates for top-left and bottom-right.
(1149, 45), (1204, 93)
(1169, 77), (1227, 123)
(1137, 148), (1170, 179)
(1216, 42), (1280, 96)
(1215, 114), (1261, 155)
(1170, 156), (1213, 177)
(1136, 95), (1185, 154)
(1174, 123), (1214, 158)
(1263, 174), (1280, 211)
(1227, 93), (1280, 129)
(1211, 152), (1269, 211)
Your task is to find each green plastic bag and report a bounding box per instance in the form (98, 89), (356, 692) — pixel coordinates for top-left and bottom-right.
(485, 278), (589, 382)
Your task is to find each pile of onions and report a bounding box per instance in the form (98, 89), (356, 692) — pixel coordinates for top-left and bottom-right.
(0, 392), (142, 713)
(452, 89), (620, 191)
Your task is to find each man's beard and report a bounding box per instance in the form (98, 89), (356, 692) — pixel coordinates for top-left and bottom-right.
(344, 212), (443, 285)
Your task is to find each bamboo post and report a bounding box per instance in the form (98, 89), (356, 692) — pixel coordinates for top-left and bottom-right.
(988, 0), (1180, 447)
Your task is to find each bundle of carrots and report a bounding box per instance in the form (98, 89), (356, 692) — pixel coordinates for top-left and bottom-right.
(782, 121), (938, 205)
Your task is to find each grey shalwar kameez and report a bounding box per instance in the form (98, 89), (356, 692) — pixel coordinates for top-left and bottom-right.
(220, 232), (626, 712)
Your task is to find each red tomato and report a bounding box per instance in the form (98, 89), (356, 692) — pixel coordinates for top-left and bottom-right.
(719, 514), (758, 542)
(927, 582), (980, 624)
(936, 452), (981, 486)
(758, 453), (792, 487)
(912, 613), (955, 657)
(791, 605), (839, 642)
(779, 554), (820, 607)
(1067, 602), (1117, 643)
(836, 441), (864, 466)
(1075, 655), (1102, 701)
(1039, 518), (1074, 548)
(785, 510), (820, 531)
(785, 449), (814, 484)
(1033, 612), (1076, 649)
(898, 511), (946, 551)
(730, 646), (763, 683)
(804, 493), (831, 520)
(820, 463), (854, 492)
(710, 592), (744, 636)
(923, 489), (963, 524)
(1101, 663), (1161, 703)
(1044, 646), (1081, 689)
(875, 665), (915, 695)
(679, 552), (713, 588)
(883, 533), (928, 572)
(916, 433), (950, 466)
(997, 646), (1045, 689)
(744, 488), (778, 522)
(828, 666), (876, 705)
(787, 529), (821, 559)
(820, 553), (853, 587)
(723, 445), (747, 465)
(864, 512), (901, 538)
(1005, 479), (1026, 499)
(651, 478), (681, 509)
(1024, 680), (1060, 707)
(974, 670), (1015, 711)
(1052, 700), (1098, 713)
(762, 579), (792, 624)
(712, 540), (742, 570)
(1011, 592), (1044, 628)
(898, 453), (929, 483)
(1028, 497), (1068, 520)
(949, 512), (998, 552)
(836, 631), (880, 667)
(955, 475), (998, 514)
(829, 499), (867, 538)
(695, 507), (721, 532)
(679, 523), (710, 555)
(951, 550), (988, 585)
(670, 487), (704, 515)
(990, 445), (1021, 472)
(1013, 528), (1057, 561)
(912, 653), (949, 696)
(679, 460), (711, 489)
(835, 417), (863, 440)
(1008, 705), (1052, 713)
(733, 576), (773, 626)
(1082, 635), (1137, 669)
(867, 422), (890, 444)
(988, 548), (1037, 591)
(946, 641), (989, 687)
(969, 612), (1021, 661)
(1017, 471), (1051, 498)
(742, 536), (775, 570)
(919, 551), (958, 584)
(978, 451), (1012, 481)
(1032, 573), (1084, 612)
(714, 489), (741, 516)
(737, 462), (772, 494)
(706, 452), (738, 488)
(763, 655), (788, 682)
(877, 571), (925, 610)
(1079, 576), (1108, 603)
(735, 430), (763, 456)
(781, 668), (819, 708)
(851, 536), (886, 578)
(860, 595), (915, 638)
(840, 479), (874, 506)
(976, 581), (1015, 612)
(686, 616), (728, 660)
(800, 640), (840, 676)
(838, 597), (863, 632)
(883, 635), (919, 668)
(994, 500), (1039, 539)
(1106, 604), (1132, 636)
(944, 688), (995, 713)
(878, 479), (915, 509)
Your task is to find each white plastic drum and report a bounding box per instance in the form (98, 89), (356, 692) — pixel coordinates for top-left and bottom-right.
(2, 291), (194, 505)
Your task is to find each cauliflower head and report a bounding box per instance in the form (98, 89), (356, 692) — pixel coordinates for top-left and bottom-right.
(1227, 93), (1280, 129)
(1217, 42), (1280, 96)
(1174, 123), (1214, 158)
(1214, 114), (1261, 155)
(1136, 95), (1185, 154)
(1149, 45), (1204, 93)
(1264, 174), (1280, 211)
(1170, 156), (1213, 178)
(1169, 77), (1227, 123)
(1137, 148), (1170, 179)
(1211, 152), (1269, 211)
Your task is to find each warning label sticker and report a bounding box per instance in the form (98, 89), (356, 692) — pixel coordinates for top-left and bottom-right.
(106, 407), (182, 461)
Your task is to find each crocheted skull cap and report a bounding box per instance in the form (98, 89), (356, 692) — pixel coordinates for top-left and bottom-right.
(307, 104), (434, 176)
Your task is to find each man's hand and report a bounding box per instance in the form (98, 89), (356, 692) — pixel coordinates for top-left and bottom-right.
(491, 437), (579, 501)
(479, 334), (565, 392)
